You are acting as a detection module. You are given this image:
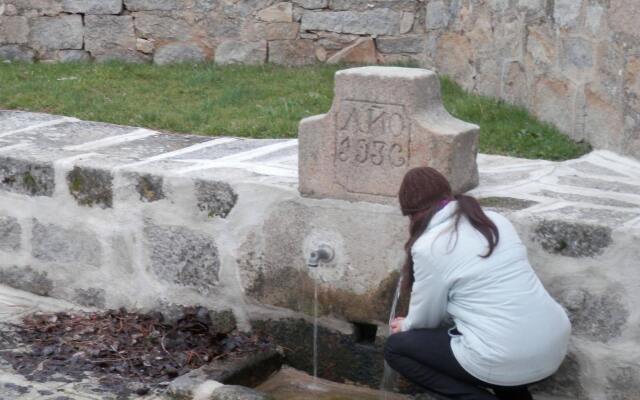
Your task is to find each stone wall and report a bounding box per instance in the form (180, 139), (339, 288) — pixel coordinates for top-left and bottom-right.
(1, 109), (640, 397)
(0, 0), (638, 159)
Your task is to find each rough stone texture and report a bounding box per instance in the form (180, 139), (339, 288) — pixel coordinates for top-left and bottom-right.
(0, 157), (54, 196)
(73, 287), (106, 308)
(29, 15), (83, 50)
(606, 364), (640, 400)
(376, 35), (425, 54)
(533, 220), (612, 257)
(123, 0), (180, 11)
(84, 15), (142, 62)
(62, 0), (122, 14)
(326, 37), (376, 64)
(195, 180), (237, 218)
(215, 40), (267, 65)
(66, 166), (113, 208)
(0, 216), (21, 252)
(0, 16), (28, 44)
(145, 223), (220, 294)
(0, 266), (53, 296)
(0, 44), (34, 62)
(133, 12), (193, 41)
(154, 42), (206, 65)
(268, 39), (316, 66)
(293, 0), (327, 9)
(299, 67), (479, 203)
(31, 221), (101, 268)
(136, 38), (154, 54)
(211, 385), (269, 400)
(425, 0), (450, 30)
(136, 174), (164, 202)
(300, 10), (405, 35)
(557, 288), (630, 342)
(256, 2), (293, 23)
(57, 49), (91, 62)
(531, 352), (586, 398)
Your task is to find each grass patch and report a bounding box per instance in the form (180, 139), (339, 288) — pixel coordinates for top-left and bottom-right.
(0, 62), (590, 160)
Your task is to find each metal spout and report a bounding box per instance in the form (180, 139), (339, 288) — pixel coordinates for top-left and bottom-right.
(307, 244), (334, 268)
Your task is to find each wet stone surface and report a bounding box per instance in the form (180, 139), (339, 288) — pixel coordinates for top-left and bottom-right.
(145, 223), (220, 293)
(0, 157), (55, 197)
(195, 180), (238, 218)
(66, 166), (113, 208)
(533, 220), (612, 257)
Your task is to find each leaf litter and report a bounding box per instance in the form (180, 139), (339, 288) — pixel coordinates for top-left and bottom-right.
(0, 307), (273, 399)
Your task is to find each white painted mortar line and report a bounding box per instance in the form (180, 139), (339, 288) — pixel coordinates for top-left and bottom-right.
(232, 162), (299, 178)
(0, 117), (78, 138)
(122, 137), (238, 168)
(63, 128), (157, 152)
(260, 153), (299, 165)
(176, 140), (298, 174)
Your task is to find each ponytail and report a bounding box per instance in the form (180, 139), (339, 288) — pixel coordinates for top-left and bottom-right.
(453, 194), (499, 258)
(401, 194), (500, 294)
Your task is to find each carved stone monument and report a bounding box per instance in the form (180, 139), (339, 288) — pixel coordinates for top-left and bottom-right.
(299, 66), (480, 203)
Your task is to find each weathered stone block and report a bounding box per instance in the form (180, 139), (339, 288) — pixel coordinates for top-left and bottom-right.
(533, 220), (611, 257)
(606, 363), (640, 400)
(195, 180), (237, 218)
(145, 223), (220, 294)
(133, 12), (193, 41)
(300, 9), (404, 36)
(29, 15), (83, 50)
(123, 0), (180, 11)
(0, 16), (28, 44)
(215, 40), (267, 65)
(0, 45), (34, 62)
(609, 0), (640, 37)
(73, 287), (106, 308)
(263, 22), (300, 40)
(58, 50), (91, 62)
(425, 0), (450, 30)
(554, 0), (582, 28)
(556, 287), (629, 342)
(561, 37), (594, 71)
(0, 216), (21, 252)
(136, 38), (155, 54)
(435, 32), (475, 91)
(85, 15), (140, 62)
(136, 174), (164, 202)
(8, 0), (63, 16)
(0, 266), (53, 296)
(327, 37), (376, 64)
(62, 0), (122, 14)
(329, 0), (417, 12)
(532, 77), (575, 135)
(376, 35), (425, 54)
(293, 0), (327, 9)
(0, 157), (54, 196)
(256, 2), (293, 22)
(268, 39), (316, 66)
(154, 42), (207, 65)
(32, 221), (101, 267)
(67, 166), (113, 208)
(299, 67), (479, 202)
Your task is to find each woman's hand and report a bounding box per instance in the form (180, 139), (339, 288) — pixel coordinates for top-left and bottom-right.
(390, 317), (405, 334)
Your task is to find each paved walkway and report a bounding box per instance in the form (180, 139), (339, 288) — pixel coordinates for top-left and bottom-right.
(1, 110), (639, 229)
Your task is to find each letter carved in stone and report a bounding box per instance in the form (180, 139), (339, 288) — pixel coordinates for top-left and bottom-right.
(334, 100), (411, 195)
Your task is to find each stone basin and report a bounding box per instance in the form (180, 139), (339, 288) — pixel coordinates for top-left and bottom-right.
(257, 367), (410, 400)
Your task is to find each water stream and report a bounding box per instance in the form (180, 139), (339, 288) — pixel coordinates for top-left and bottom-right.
(380, 274), (403, 398)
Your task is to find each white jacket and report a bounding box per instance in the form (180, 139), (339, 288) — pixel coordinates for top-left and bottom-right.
(401, 201), (571, 386)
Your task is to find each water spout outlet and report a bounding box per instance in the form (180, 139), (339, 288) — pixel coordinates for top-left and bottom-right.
(307, 244), (334, 268)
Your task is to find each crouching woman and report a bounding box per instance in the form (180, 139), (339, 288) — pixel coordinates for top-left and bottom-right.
(385, 167), (571, 400)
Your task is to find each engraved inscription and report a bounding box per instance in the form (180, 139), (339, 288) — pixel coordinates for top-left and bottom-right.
(334, 100), (411, 195)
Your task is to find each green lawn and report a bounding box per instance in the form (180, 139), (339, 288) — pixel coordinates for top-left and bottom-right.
(0, 62), (590, 160)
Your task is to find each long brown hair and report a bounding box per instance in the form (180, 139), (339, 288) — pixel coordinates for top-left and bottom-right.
(398, 167), (499, 293)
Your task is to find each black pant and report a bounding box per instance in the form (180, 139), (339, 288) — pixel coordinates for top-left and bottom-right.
(384, 328), (533, 400)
